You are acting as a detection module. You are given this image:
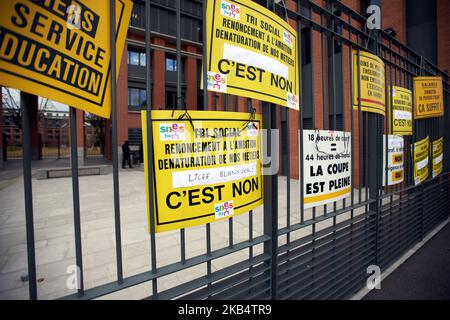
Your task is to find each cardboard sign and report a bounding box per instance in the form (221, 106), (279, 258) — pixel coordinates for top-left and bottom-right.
(390, 86), (412, 135)
(352, 50), (386, 116)
(0, 0), (133, 119)
(302, 130), (352, 208)
(432, 137), (444, 178)
(206, 0), (299, 110)
(383, 135), (404, 186)
(142, 110), (264, 233)
(414, 77), (444, 119)
(413, 136), (429, 185)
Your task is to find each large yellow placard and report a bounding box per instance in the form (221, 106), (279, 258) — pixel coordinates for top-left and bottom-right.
(390, 86), (412, 135)
(414, 77), (444, 119)
(142, 110), (264, 233)
(352, 50), (386, 116)
(432, 137), (444, 178)
(413, 136), (429, 185)
(206, 0), (299, 110)
(0, 0), (133, 119)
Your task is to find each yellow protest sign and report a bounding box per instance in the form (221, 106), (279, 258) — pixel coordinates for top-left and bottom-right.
(432, 137), (444, 178)
(352, 50), (386, 116)
(414, 77), (444, 119)
(0, 0), (133, 119)
(413, 136), (429, 185)
(390, 86), (412, 135)
(142, 110), (264, 233)
(206, 0), (299, 110)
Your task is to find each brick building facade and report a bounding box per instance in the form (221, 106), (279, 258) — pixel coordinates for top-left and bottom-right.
(0, 0), (449, 173)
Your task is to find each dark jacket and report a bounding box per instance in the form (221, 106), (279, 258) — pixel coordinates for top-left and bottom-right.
(122, 143), (131, 155)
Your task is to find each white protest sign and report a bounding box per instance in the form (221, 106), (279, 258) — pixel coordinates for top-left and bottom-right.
(382, 135), (404, 186)
(303, 130), (352, 208)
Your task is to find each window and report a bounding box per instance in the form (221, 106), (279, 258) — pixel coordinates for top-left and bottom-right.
(128, 50), (146, 66)
(128, 128), (142, 146)
(128, 87), (147, 110)
(166, 91), (176, 109)
(166, 58), (177, 72)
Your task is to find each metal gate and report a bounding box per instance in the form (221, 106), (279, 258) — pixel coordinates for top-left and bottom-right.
(10, 0), (450, 300)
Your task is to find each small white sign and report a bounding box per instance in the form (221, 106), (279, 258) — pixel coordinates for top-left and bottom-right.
(220, 0), (241, 20)
(382, 135), (404, 186)
(214, 200), (234, 219)
(207, 72), (227, 93)
(159, 123), (186, 141)
(303, 130), (352, 208)
(287, 93), (299, 110)
(245, 122), (259, 137)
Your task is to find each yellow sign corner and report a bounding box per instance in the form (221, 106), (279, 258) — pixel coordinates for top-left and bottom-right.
(0, 0), (133, 118)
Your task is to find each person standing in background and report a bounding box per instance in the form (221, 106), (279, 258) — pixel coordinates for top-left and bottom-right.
(122, 140), (133, 169)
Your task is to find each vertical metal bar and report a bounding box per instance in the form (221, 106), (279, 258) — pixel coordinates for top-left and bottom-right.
(110, 0), (123, 284)
(69, 107), (84, 296)
(20, 92), (37, 300)
(321, 13), (327, 130)
(349, 14), (355, 216)
(264, 0), (278, 300)
(322, 12), (328, 216)
(175, 0), (186, 264)
(385, 50), (392, 194)
(202, 0), (212, 287)
(176, 0), (182, 109)
(298, 3), (306, 225)
(229, 95), (234, 249)
(357, 48), (362, 204)
(331, 5), (336, 131)
(310, 4), (316, 225)
(145, 0), (158, 297)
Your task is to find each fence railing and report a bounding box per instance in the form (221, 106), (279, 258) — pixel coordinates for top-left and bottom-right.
(7, 0), (449, 300)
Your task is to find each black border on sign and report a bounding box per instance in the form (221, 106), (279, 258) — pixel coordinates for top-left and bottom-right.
(208, 0), (298, 105)
(150, 118), (263, 226)
(0, 0), (126, 108)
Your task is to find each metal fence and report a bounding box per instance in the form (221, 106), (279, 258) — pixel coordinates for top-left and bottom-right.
(15, 0), (450, 300)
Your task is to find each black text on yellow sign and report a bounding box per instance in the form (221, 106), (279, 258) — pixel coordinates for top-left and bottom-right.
(206, 0), (299, 110)
(352, 50), (386, 116)
(432, 137), (444, 178)
(0, 0), (133, 119)
(142, 110), (264, 233)
(414, 77), (444, 119)
(413, 136), (429, 186)
(390, 86), (412, 135)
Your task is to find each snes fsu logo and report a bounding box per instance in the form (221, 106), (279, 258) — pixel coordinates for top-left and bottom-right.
(207, 72), (227, 93)
(220, 0), (240, 20)
(215, 200), (234, 219)
(283, 31), (293, 47)
(159, 123), (185, 141)
(246, 122), (259, 137)
(287, 93), (299, 110)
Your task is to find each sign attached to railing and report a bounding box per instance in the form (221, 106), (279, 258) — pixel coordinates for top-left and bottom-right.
(414, 76), (444, 119)
(302, 130), (352, 208)
(432, 137), (444, 178)
(383, 135), (404, 186)
(413, 136), (429, 185)
(206, 0), (300, 110)
(0, 0), (133, 119)
(142, 110), (263, 233)
(352, 50), (386, 116)
(390, 86), (412, 135)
